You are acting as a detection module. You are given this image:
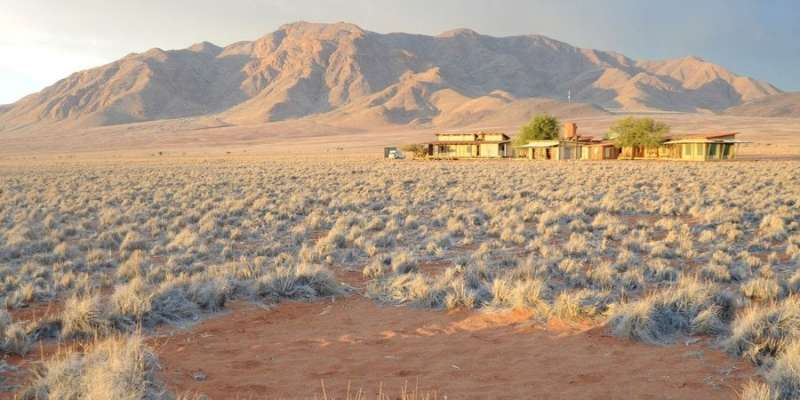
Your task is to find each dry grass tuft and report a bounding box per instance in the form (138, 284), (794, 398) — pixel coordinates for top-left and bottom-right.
(607, 279), (735, 344)
(21, 335), (162, 400)
(725, 297), (800, 364)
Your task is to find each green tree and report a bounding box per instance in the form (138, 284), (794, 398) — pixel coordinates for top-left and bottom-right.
(514, 114), (560, 145)
(609, 117), (670, 148)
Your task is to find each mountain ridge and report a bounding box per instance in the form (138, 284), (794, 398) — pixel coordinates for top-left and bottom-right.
(0, 21), (784, 131)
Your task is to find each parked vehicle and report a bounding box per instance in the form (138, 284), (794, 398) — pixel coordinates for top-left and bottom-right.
(384, 147), (405, 159)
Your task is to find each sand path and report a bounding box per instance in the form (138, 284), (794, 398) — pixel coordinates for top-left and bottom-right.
(153, 294), (755, 400)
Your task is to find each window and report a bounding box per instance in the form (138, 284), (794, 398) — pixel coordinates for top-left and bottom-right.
(722, 144), (731, 158)
(682, 144), (691, 158)
(709, 144), (717, 157)
(694, 144), (703, 156)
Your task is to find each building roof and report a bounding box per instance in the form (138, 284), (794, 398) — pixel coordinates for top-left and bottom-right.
(436, 132), (510, 140)
(586, 140), (616, 146)
(661, 132), (741, 144)
(695, 132), (739, 139)
(663, 138), (749, 144)
(515, 140), (560, 148)
(515, 136), (606, 148)
(428, 140), (511, 145)
(665, 132), (738, 140)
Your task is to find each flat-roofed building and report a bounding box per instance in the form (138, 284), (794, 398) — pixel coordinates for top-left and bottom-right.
(426, 132), (511, 158)
(619, 132), (743, 161)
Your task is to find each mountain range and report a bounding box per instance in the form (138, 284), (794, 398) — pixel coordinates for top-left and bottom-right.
(0, 22), (790, 132)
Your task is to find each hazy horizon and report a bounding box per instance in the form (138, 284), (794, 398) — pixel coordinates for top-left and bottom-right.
(1, 0), (798, 104)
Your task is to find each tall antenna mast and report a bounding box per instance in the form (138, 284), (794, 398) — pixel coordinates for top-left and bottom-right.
(568, 89), (572, 104)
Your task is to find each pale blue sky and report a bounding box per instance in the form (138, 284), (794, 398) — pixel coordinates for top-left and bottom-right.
(1, 0), (797, 104)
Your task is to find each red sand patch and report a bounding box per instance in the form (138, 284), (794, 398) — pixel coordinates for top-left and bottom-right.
(7, 302), (62, 323)
(153, 296), (756, 399)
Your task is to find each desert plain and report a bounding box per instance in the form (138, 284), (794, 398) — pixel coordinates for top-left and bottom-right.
(0, 110), (797, 399)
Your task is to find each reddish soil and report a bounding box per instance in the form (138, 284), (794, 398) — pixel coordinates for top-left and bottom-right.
(7, 302), (63, 323)
(153, 296), (756, 400)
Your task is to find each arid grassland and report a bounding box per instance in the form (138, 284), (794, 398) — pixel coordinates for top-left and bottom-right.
(0, 158), (799, 399)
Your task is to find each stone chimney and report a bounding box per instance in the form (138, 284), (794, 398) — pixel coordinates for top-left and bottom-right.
(563, 122), (578, 140)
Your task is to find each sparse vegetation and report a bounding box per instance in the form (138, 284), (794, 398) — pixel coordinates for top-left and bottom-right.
(401, 144), (428, 159)
(0, 157), (798, 398)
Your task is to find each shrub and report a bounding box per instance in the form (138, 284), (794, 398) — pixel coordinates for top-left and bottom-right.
(117, 250), (148, 282)
(489, 277), (549, 314)
(390, 252), (418, 274)
(0, 309), (31, 356)
(564, 233), (590, 256)
(587, 262), (619, 290)
(256, 263), (341, 301)
(760, 214), (788, 240)
(741, 278), (785, 302)
(700, 263), (732, 283)
(644, 260), (679, 283)
(740, 381), (772, 400)
(363, 255), (392, 279)
(109, 277), (203, 329)
(400, 144), (428, 159)
(698, 230), (717, 244)
(145, 281), (201, 326)
(60, 294), (114, 338)
(788, 270), (800, 294)
(443, 279), (482, 310)
(167, 228), (199, 250)
(788, 244), (800, 262)
(764, 340), (800, 399)
(368, 272), (444, 308)
(725, 297), (800, 364)
(111, 278), (153, 324)
(607, 279), (735, 344)
(119, 231), (148, 252)
(184, 276), (228, 312)
(740, 340), (800, 400)
(649, 242), (676, 259)
(21, 335), (162, 400)
(554, 289), (612, 321)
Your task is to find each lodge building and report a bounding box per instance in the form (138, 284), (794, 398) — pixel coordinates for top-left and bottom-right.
(425, 132), (511, 158)
(515, 123), (620, 161)
(619, 132), (741, 161)
(418, 122), (745, 161)
(422, 122), (742, 161)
